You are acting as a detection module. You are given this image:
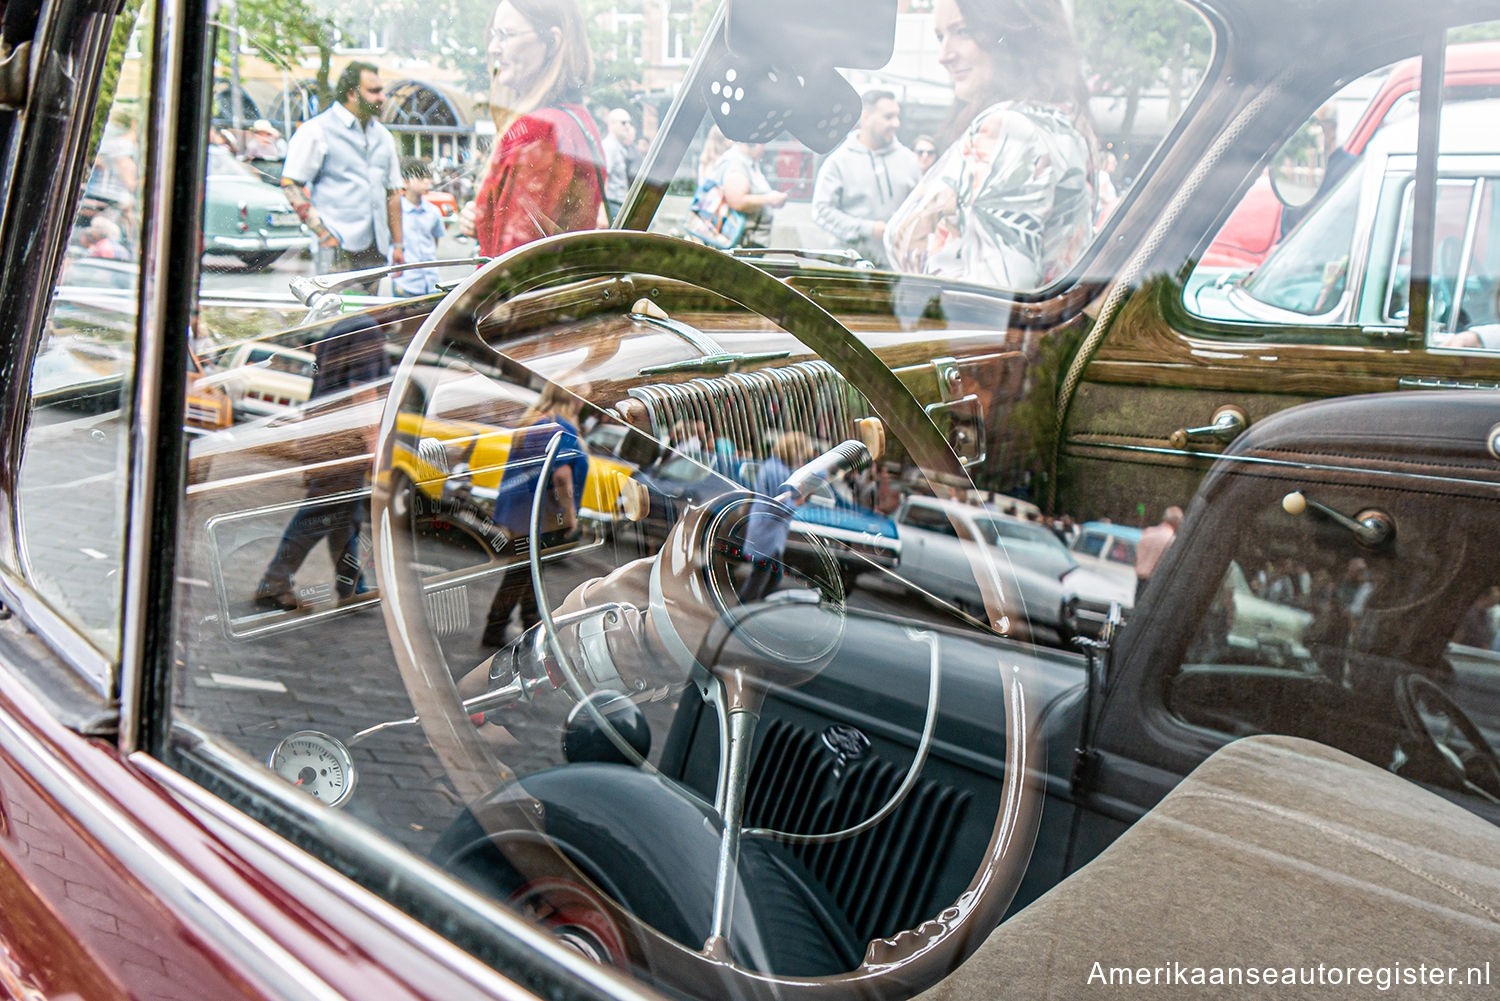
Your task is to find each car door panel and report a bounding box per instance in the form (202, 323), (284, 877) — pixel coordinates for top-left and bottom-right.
(1074, 390), (1500, 874)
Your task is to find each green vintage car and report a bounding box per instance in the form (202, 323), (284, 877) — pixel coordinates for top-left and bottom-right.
(201, 144), (309, 269)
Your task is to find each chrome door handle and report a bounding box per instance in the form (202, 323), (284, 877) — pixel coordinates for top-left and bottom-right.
(1169, 405), (1248, 450)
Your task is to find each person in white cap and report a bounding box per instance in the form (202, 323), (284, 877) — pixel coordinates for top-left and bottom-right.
(242, 119), (287, 161)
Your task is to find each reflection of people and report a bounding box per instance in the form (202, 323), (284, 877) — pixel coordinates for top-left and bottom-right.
(82, 216), (127, 259)
(812, 90), (921, 267)
(739, 432), (814, 603)
(91, 110), (140, 203)
(1134, 505), (1183, 602)
(885, 0), (1096, 288)
(601, 108), (636, 221)
(254, 317), (391, 611)
(912, 135), (938, 175)
(1309, 557), (1375, 680)
(392, 159), (447, 297)
(1095, 150), (1120, 221)
(1454, 586), (1500, 650)
(703, 142), (786, 249)
(697, 125), (730, 185)
(281, 62), (405, 292)
(480, 382), (591, 648)
(242, 119), (288, 161)
(874, 464), (902, 516)
(463, 0), (605, 257)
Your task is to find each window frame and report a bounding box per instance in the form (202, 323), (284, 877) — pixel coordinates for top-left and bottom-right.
(0, 0), (156, 699)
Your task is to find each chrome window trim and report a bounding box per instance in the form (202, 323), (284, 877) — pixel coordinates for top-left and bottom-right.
(0, 566), (113, 697)
(0, 1), (130, 698)
(146, 732), (668, 1001)
(1068, 439), (1500, 489)
(119, 0), (189, 751)
(0, 695), (344, 1001)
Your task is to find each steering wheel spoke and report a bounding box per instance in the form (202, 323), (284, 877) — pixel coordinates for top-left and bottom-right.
(1396, 673), (1500, 800)
(372, 230), (1041, 999)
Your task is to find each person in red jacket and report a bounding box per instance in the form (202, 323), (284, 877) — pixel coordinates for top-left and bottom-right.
(461, 0), (605, 256)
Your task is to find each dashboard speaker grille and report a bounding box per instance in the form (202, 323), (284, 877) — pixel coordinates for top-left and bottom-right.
(628, 361), (872, 466)
(743, 717), (971, 943)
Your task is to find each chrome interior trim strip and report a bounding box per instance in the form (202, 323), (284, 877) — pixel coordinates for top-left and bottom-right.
(0, 567), (112, 697)
(1067, 439), (1500, 490)
(139, 737), (668, 1001)
(0, 705), (343, 1001)
(119, 0), (190, 750)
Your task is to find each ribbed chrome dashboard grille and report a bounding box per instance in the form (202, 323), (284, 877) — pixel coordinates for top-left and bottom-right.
(627, 361), (872, 460)
(744, 718), (972, 943)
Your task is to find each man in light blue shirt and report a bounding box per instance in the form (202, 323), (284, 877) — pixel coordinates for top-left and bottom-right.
(393, 158), (446, 297)
(281, 61), (404, 292)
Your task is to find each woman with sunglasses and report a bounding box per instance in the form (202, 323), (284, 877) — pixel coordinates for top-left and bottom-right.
(461, 0), (606, 256)
(913, 135), (939, 172)
(885, 0), (1095, 290)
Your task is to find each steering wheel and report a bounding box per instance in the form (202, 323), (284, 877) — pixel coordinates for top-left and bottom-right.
(371, 230), (1040, 1000)
(1395, 673), (1500, 800)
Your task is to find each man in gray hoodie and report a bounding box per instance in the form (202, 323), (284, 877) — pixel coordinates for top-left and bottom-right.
(812, 90), (922, 268)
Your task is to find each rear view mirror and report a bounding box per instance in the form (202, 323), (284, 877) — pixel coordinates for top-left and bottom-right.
(1268, 109), (1336, 209)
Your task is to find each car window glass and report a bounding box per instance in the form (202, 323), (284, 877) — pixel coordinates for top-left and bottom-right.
(1238, 161), (1364, 316)
(1385, 177), (1478, 326)
(1183, 56), (1416, 328)
(165, 7), (1091, 988)
(1426, 21), (1500, 351)
(646, 0), (1211, 294)
(1164, 492), (1500, 821)
(15, 7), (152, 659)
(899, 502), (957, 536)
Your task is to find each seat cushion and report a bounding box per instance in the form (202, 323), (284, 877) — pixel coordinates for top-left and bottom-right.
(921, 735), (1500, 999)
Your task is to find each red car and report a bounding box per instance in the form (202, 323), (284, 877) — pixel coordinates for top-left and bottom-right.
(1201, 40), (1500, 268)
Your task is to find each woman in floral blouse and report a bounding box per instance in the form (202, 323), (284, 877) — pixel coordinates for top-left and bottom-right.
(885, 0), (1095, 290)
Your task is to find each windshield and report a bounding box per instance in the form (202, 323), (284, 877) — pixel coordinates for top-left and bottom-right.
(1242, 153), (1366, 314)
(645, 0), (1211, 292)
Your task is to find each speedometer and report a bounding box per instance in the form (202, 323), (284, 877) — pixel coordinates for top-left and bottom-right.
(268, 731), (356, 807)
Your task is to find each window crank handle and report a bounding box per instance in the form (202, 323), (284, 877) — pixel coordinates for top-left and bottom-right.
(1169, 405), (1248, 450)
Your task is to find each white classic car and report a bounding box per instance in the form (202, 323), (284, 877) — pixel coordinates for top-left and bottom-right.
(893, 495), (1131, 643)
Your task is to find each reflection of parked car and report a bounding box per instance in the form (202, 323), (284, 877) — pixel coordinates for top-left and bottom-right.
(1189, 101), (1500, 333)
(1070, 522), (1140, 579)
(423, 190), (457, 220)
(202, 145), (309, 269)
(625, 451), (900, 587)
(894, 495), (1128, 644)
(206, 340), (318, 418)
(1202, 41), (1500, 269)
(398, 366), (633, 527)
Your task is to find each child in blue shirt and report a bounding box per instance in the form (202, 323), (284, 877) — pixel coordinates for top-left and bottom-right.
(393, 158), (446, 297)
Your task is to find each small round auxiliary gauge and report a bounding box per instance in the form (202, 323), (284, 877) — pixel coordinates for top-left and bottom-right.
(268, 731), (356, 807)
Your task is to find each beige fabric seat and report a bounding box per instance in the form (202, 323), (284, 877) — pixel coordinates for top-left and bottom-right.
(922, 736), (1500, 999)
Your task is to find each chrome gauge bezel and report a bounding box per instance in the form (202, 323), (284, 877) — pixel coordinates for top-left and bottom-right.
(267, 730), (357, 807)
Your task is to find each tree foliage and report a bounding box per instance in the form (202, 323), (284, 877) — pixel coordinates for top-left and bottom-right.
(222, 0), (339, 102)
(1074, 0), (1212, 141)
